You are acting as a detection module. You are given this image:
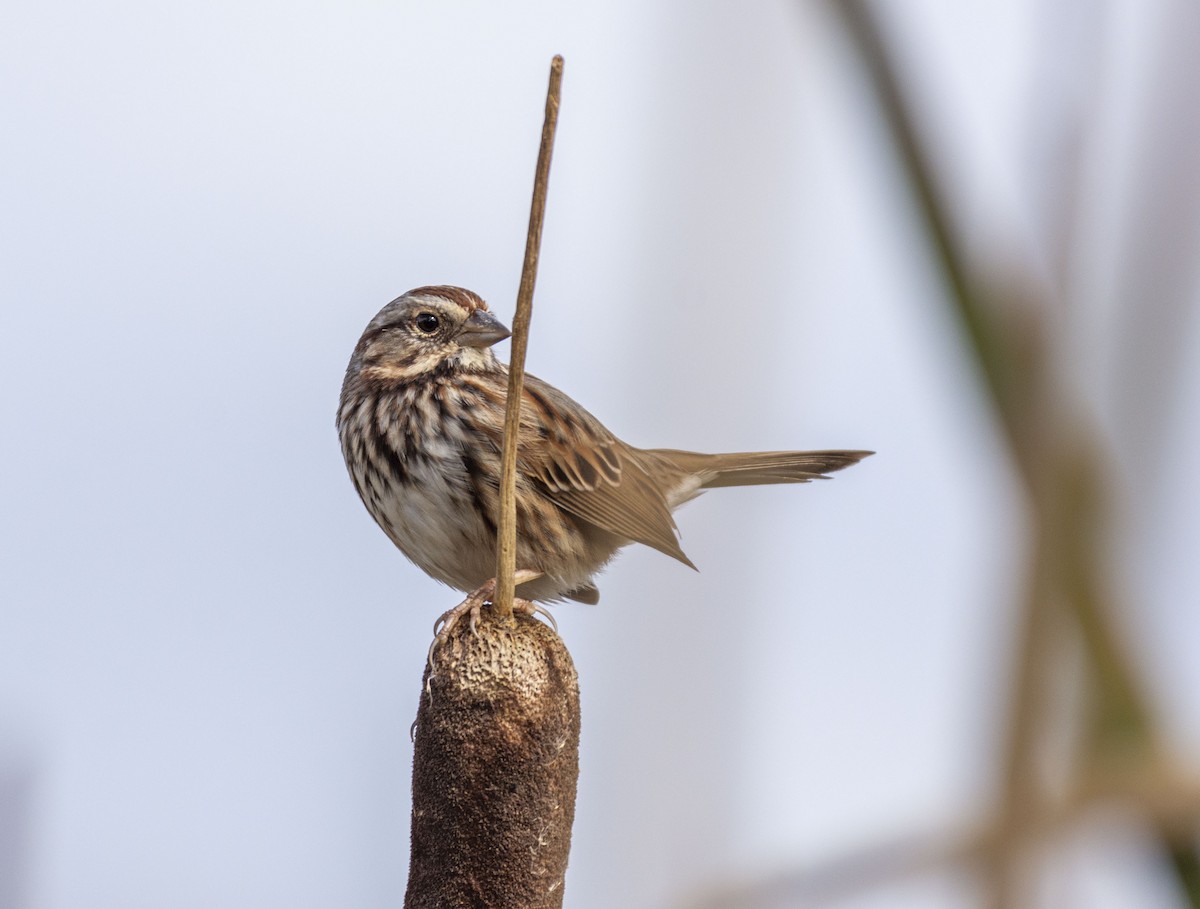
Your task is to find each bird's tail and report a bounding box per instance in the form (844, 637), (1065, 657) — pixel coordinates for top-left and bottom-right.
(646, 448), (872, 489)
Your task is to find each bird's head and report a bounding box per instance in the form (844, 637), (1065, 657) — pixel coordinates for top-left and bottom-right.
(348, 286), (511, 382)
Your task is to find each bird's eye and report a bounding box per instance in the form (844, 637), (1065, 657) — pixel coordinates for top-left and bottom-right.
(415, 312), (441, 334)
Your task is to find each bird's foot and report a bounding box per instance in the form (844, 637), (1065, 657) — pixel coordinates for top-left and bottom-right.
(431, 578), (496, 641)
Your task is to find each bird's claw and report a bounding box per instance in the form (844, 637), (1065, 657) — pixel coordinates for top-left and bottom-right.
(530, 602), (558, 634)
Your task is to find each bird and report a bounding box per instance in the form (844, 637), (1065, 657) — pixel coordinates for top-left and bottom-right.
(337, 285), (870, 634)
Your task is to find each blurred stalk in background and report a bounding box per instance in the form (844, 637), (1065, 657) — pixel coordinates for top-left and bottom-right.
(828, 1), (1199, 904)
(693, 1), (1200, 905)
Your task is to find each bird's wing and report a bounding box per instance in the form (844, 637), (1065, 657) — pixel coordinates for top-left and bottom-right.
(516, 375), (695, 568)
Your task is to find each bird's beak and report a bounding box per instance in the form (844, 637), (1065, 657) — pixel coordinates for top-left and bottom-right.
(457, 310), (512, 348)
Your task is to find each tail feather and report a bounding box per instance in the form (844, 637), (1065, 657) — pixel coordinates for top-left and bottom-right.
(647, 448), (872, 490)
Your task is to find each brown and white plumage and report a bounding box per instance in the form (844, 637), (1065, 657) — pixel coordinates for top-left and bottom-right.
(337, 286), (871, 604)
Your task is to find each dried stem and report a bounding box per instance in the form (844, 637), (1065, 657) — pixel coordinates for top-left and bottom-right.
(495, 55), (564, 620)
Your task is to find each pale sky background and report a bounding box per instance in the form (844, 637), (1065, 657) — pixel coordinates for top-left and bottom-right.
(2, 2), (1199, 908)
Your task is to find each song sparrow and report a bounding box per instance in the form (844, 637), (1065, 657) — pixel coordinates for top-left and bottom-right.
(337, 286), (870, 621)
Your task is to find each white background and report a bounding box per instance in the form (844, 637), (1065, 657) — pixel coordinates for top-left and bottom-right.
(2, 2), (1198, 907)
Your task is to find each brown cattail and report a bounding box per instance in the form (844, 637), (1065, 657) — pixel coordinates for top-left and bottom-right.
(405, 611), (580, 909)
